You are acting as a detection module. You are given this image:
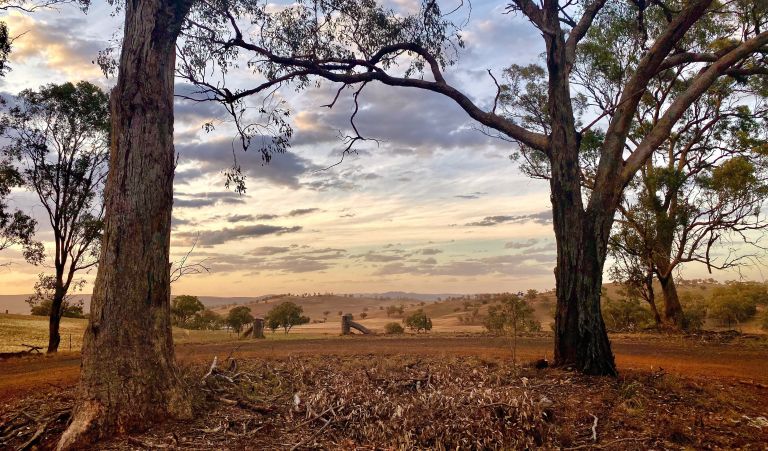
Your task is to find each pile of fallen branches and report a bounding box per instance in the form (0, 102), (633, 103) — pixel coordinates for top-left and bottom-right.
(0, 344), (44, 360)
(0, 392), (72, 450)
(194, 355), (552, 449)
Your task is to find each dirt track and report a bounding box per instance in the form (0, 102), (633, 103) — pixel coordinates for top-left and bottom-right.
(2, 334), (767, 403)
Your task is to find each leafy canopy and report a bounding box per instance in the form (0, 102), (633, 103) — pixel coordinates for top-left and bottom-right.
(264, 301), (309, 334)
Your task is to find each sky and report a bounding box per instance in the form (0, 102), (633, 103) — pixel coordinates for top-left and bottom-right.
(0, 0), (763, 297)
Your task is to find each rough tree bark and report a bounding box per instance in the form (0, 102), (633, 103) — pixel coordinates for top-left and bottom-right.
(659, 272), (683, 325)
(652, 200), (684, 327)
(545, 2), (617, 376)
(57, 0), (193, 448)
(47, 283), (66, 353)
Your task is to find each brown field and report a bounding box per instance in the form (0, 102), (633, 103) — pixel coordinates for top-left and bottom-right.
(2, 286), (768, 450)
(1, 333), (768, 449)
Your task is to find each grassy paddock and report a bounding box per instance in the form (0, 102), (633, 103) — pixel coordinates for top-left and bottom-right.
(0, 313), (334, 353)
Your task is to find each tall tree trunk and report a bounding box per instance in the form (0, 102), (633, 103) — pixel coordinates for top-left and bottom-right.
(652, 201), (684, 328)
(552, 203), (618, 376)
(658, 272), (683, 326)
(544, 7), (616, 376)
(644, 274), (662, 326)
(57, 0), (192, 448)
(47, 283), (65, 353)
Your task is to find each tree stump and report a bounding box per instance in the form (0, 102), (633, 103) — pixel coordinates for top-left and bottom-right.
(342, 314), (352, 335)
(342, 314), (373, 335)
(253, 318), (265, 339)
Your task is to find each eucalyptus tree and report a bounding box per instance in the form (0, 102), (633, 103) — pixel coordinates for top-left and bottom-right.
(58, 0), (768, 447)
(568, 8), (768, 328)
(178, 0), (768, 377)
(2, 81), (108, 353)
(0, 157), (38, 263)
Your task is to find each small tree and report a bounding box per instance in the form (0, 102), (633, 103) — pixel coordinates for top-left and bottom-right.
(27, 274), (85, 318)
(3, 81), (108, 353)
(404, 310), (432, 333)
(171, 295), (205, 328)
(264, 301), (310, 334)
(483, 293), (541, 363)
(189, 309), (222, 330)
(601, 295), (654, 332)
(226, 306), (254, 335)
(384, 322), (404, 334)
(359, 312), (368, 319)
(708, 282), (765, 328)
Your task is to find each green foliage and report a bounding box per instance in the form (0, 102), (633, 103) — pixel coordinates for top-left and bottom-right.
(28, 297), (85, 318)
(26, 273), (85, 319)
(386, 304), (404, 317)
(403, 309), (432, 333)
(384, 322), (404, 334)
(171, 295), (205, 327)
(601, 295), (653, 332)
(761, 310), (768, 331)
(708, 282), (766, 327)
(679, 292), (707, 331)
(482, 293), (540, 335)
(0, 157), (38, 260)
(264, 301), (309, 334)
(189, 309), (223, 330)
(227, 306), (254, 334)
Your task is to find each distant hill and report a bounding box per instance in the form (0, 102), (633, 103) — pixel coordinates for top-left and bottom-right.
(0, 294), (90, 315)
(358, 292), (464, 302)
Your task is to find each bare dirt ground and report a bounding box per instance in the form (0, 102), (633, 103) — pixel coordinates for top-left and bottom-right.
(1, 333), (768, 449)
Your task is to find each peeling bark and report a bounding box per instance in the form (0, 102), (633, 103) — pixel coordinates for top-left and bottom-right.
(57, 0), (193, 448)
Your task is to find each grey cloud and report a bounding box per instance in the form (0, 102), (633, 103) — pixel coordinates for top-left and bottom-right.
(197, 245), (347, 274)
(293, 84), (500, 155)
(174, 191), (246, 208)
(420, 248), (443, 255)
(466, 211), (552, 227)
(255, 214), (279, 220)
(504, 238), (540, 249)
(175, 139), (316, 188)
(179, 224), (302, 247)
(455, 192), (488, 200)
(372, 252), (554, 278)
(357, 251), (404, 263)
(250, 246), (292, 255)
(288, 208), (320, 217)
(228, 214), (255, 223)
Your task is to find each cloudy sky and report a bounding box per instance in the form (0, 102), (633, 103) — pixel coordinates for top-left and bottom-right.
(0, 1), (759, 296)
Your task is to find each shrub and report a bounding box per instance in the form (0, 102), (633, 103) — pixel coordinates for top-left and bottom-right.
(384, 322), (404, 334)
(404, 309), (432, 333)
(189, 309), (222, 330)
(226, 306), (254, 334)
(708, 282), (763, 327)
(171, 295), (205, 327)
(601, 295), (653, 332)
(761, 310), (768, 331)
(265, 301), (310, 334)
(482, 293), (540, 334)
(680, 292), (707, 331)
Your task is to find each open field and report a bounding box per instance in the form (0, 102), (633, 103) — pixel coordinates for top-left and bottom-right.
(3, 279), (765, 354)
(1, 333), (768, 449)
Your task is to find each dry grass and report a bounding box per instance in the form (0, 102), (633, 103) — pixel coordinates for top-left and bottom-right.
(3, 354), (767, 450)
(0, 314), (86, 353)
(0, 314), (331, 353)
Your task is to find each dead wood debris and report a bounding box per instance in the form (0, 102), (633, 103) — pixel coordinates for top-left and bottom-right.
(3, 355), (768, 450)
